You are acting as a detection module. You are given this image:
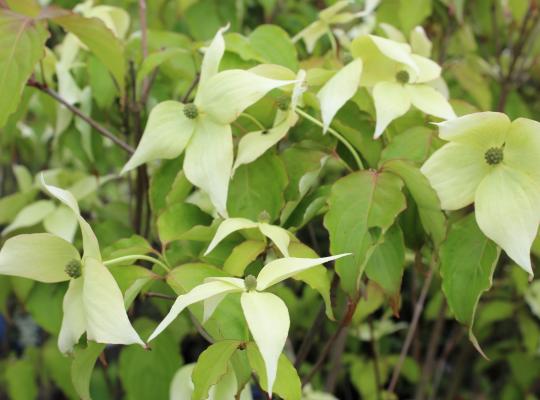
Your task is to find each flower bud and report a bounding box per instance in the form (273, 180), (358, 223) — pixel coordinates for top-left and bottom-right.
(244, 275), (258, 291)
(276, 95), (290, 111)
(396, 70), (410, 84)
(484, 146), (504, 165)
(258, 210), (271, 223)
(65, 259), (82, 279)
(183, 103), (198, 119)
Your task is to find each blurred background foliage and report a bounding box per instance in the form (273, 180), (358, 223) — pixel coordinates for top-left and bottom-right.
(1, 0), (540, 399)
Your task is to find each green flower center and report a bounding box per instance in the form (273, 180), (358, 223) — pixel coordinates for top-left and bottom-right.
(244, 275), (258, 291)
(183, 103), (198, 119)
(484, 147), (504, 165)
(276, 95), (290, 111)
(65, 259), (82, 279)
(396, 70), (410, 84)
(258, 210), (271, 223)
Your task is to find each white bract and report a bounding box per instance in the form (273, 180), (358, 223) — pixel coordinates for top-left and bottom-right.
(317, 34), (455, 138)
(147, 254), (350, 397)
(122, 26), (296, 216)
(421, 112), (540, 277)
(233, 69), (306, 172)
(2, 173), (104, 242)
(55, 0), (129, 150)
(0, 176), (144, 353)
(204, 217), (292, 257)
(292, 0), (379, 53)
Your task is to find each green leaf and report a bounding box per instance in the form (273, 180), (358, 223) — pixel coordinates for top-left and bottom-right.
(87, 55), (116, 109)
(101, 235), (153, 260)
(380, 126), (443, 165)
(5, 357), (37, 400)
(228, 153), (288, 222)
(71, 342), (106, 400)
(224, 240), (267, 276)
(349, 356), (389, 399)
(288, 242), (335, 320)
(192, 340), (242, 400)
(149, 159), (183, 214)
(26, 282), (65, 334)
(365, 225), (405, 303)
(165, 170), (193, 206)
(383, 159), (447, 246)
(449, 59), (492, 110)
(119, 318), (183, 400)
(246, 343), (301, 400)
(157, 203), (212, 243)
(52, 12), (125, 91)
(2, 200), (55, 234)
(0, 9), (48, 127)
(248, 25), (298, 70)
(0, 190), (37, 224)
(6, 0), (41, 17)
(324, 170), (406, 293)
(42, 340), (78, 399)
(398, 0), (432, 31)
(108, 265), (156, 294)
(440, 214), (500, 356)
(136, 48), (187, 85)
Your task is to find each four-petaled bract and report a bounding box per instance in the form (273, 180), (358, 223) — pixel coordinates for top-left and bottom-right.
(422, 113), (540, 277)
(147, 253), (350, 397)
(122, 26), (297, 216)
(0, 176), (144, 353)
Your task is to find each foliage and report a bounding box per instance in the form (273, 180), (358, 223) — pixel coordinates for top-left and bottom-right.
(0, 0), (540, 399)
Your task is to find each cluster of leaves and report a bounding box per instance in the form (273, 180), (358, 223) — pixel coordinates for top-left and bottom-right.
(0, 0), (540, 399)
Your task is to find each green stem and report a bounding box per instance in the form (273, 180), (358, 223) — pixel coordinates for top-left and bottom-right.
(295, 108), (364, 170)
(103, 254), (170, 272)
(239, 113), (266, 131)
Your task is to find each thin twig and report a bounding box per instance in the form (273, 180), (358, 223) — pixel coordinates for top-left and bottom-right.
(369, 318), (382, 400)
(387, 268), (434, 393)
(145, 292), (176, 301)
(497, 3), (539, 111)
(189, 312), (214, 344)
(140, 67), (159, 105)
(294, 303), (326, 368)
(324, 326), (349, 393)
(182, 73), (200, 103)
(415, 300), (447, 400)
(429, 327), (464, 400)
(129, 61), (150, 235)
(138, 0), (149, 96)
(301, 294), (360, 386)
(27, 81), (134, 154)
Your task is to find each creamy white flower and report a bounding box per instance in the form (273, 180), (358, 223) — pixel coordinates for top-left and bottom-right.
(122, 27), (296, 216)
(422, 112), (540, 276)
(147, 254), (350, 397)
(293, 0), (379, 53)
(0, 176), (144, 353)
(204, 217), (292, 257)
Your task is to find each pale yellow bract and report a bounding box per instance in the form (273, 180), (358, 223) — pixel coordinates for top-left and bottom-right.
(422, 112), (540, 277)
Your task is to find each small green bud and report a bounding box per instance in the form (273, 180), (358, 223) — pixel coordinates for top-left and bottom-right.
(276, 95), (290, 111)
(396, 70), (410, 84)
(484, 146), (504, 165)
(258, 210), (271, 223)
(244, 275), (258, 291)
(183, 103), (198, 119)
(65, 259), (82, 279)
